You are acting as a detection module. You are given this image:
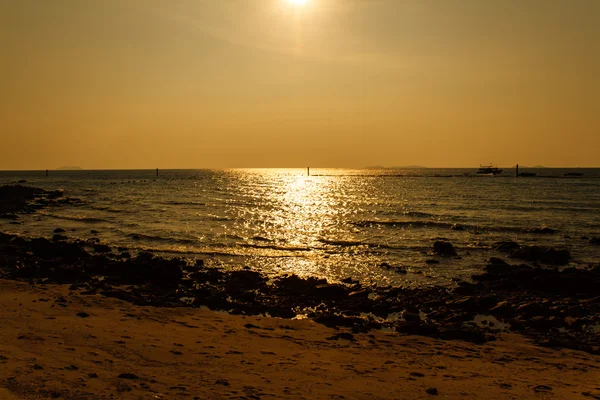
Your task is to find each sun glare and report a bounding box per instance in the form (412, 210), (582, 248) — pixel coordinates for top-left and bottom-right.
(287, 0), (309, 5)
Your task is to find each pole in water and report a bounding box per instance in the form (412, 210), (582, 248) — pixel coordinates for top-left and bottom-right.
(156, 168), (159, 176)
(45, 169), (48, 177)
(307, 167), (310, 176)
(516, 164), (519, 177)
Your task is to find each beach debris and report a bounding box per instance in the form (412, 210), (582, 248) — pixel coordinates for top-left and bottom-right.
(325, 332), (355, 341)
(118, 373), (140, 380)
(425, 387), (438, 395)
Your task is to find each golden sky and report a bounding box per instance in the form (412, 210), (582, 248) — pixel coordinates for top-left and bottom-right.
(1, 0), (599, 169)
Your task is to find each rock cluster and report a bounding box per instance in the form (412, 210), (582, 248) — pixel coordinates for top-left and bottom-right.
(1, 232), (599, 354)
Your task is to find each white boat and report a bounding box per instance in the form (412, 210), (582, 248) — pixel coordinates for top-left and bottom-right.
(477, 165), (503, 175)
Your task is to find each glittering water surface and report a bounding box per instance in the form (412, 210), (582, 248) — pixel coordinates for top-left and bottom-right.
(1, 168), (600, 287)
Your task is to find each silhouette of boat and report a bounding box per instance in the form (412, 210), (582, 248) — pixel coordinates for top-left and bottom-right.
(564, 172), (584, 177)
(477, 165), (503, 175)
(518, 172), (537, 177)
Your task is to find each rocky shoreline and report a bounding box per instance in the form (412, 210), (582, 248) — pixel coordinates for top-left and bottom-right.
(1, 185), (599, 355)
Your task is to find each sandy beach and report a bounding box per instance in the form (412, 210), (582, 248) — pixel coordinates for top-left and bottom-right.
(1, 279), (599, 400)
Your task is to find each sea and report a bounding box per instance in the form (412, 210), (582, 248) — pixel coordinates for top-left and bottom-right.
(1, 168), (599, 288)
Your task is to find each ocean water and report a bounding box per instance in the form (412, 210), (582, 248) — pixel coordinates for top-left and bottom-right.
(1, 168), (599, 288)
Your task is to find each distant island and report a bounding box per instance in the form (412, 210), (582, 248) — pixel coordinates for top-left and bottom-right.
(56, 166), (83, 170)
(364, 165), (428, 169)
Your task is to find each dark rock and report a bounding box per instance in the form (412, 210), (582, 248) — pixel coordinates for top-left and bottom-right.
(488, 257), (509, 267)
(91, 230), (99, 235)
(53, 228), (66, 233)
(425, 388), (438, 396)
(433, 241), (457, 256)
(590, 238), (600, 245)
(76, 312), (90, 318)
(410, 372), (425, 377)
(533, 385), (552, 393)
(118, 373), (139, 380)
(425, 259), (440, 265)
(52, 234), (68, 242)
(88, 373), (99, 378)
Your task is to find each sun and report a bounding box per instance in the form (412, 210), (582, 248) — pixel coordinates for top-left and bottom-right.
(287, 0), (309, 5)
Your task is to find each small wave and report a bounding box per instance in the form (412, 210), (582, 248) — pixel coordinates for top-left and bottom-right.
(159, 201), (207, 206)
(319, 238), (364, 247)
(126, 232), (197, 245)
(251, 236), (274, 242)
(402, 211), (434, 218)
(208, 215), (232, 222)
(91, 205), (125, 213)
(238, 243), (311, 252)
(353, 220), (456, 229)
(44, 213), (109, 223)
(353, 219), (559, 235)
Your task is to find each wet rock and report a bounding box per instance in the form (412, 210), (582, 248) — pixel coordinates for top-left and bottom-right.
(433, 241), (457, 256)
(52, 234), (68, 242)
(530, 227), (556, 234)
(590, 238), (600, 245)
(76, 312), (90, 318)
(493, 241), (520, 253)
(509, 245), (570, 265)
(53, 228), (66, 233)
(425, 387), (438, 395)
(425, 259), (440, 265)
(94, 244), (111, 253)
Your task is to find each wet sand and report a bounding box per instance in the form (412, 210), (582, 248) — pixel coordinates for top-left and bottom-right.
(1, 279), (599, 400)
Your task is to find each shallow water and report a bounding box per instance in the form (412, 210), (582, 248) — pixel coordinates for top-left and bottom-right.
(1, 168), (599, 287)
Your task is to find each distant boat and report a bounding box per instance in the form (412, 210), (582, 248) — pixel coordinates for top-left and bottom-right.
(564, 172), (584, 177)
(518, 172), (537, 177)
(477, 165), (503, 175)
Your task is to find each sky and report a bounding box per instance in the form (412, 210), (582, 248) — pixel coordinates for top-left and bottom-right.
(1, 0), (599, 169)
